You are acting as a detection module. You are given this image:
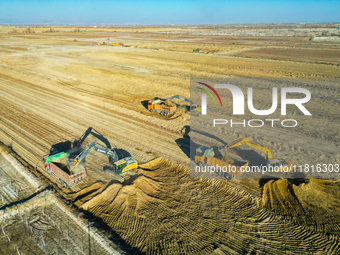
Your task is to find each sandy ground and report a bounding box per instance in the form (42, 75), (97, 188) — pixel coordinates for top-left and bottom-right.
(0, 147), (121, 254)
(0, 25), (339, 254)
(190, 77), (340, 177)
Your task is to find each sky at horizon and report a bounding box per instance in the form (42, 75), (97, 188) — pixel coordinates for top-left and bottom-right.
(0, 0), (339, 25)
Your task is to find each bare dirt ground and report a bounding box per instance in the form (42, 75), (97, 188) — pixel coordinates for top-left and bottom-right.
(0, 147), (120, 254)
(231, 48), (340, 65)
(0, 24), (339, 254)
(0, 149), (42, 206)
(0, 191), (120, 255)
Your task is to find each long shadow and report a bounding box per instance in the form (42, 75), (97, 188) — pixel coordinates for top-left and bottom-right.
(50, 141), (72, 154)
(73, 127), (112, 149)
(190, 127), (228, 146)
(115, 148), (132, 159)
(175, 138), (191, 158)
(178, 126), (223, 159)
(175, 137), (202, 159)
(181, 125), (190, 138)
(231, 148), (266, 167)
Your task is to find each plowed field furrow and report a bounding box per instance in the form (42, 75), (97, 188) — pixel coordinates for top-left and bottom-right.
(0, 126), (44, 164)
(58, 81), (139, 109)
(0, 91), (80, 140)
(0, 99), (77, 147)
(0, 113), (60, 154)
(0, 74), (185, 143)
(0, 74), (178, 140)
(1, 31), (340, 254)
(0, 75), (191, 167)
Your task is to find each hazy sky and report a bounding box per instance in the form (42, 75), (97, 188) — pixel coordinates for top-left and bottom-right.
(0, 0), (339, 25)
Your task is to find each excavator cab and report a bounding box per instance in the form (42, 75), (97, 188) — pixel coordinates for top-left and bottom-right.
(112, 157), (138, 175)
(114, 161), (127, 174)
(266, 159), (291, 170)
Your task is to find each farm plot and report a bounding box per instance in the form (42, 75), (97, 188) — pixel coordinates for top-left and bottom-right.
(231, 47), (340, 65)
(0, 149), (43, 207)
(0, 191), (121, 255)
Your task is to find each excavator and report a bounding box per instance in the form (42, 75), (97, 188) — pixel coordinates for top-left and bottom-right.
(227, 137), (293, 172)
(68, 142), (138, 182)
(148, 95), (200, 116)
(43, 129), (137, 186)
(166, 95), (201, 113)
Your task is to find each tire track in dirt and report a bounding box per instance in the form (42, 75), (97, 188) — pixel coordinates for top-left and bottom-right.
(0, 73), (194, 190)
(0, 85), (184, 165)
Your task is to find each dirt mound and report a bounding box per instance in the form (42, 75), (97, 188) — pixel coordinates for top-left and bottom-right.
(262, 178), (340, 235)
(72, 159), (340, 254)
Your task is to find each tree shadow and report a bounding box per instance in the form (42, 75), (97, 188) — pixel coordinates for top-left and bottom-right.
(80, 209), (143, 254)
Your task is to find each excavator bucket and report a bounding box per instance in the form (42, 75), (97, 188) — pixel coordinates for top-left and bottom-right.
(190, 105), (201, 115)
(67, 158), (86, 174)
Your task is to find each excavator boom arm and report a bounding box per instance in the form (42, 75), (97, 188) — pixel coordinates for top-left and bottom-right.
(74, 142), (97, 162)
(93, 145), (116, 158)
(166, 95), (194, 105)
(246, 141), (274, 160)
(75, 127), (111, 149)
(227, 137), (274, 160)
(69, 142), (118, 171)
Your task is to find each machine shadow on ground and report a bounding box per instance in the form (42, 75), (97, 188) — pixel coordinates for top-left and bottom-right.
(49, 127), (133, 173)
(141, 100), (149, 110)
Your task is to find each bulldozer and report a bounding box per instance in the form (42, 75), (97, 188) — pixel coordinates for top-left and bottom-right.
(226, 137), (293, 172)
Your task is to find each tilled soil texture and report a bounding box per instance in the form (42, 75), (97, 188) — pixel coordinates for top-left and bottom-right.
(0, 150), (42, 207)
(0, 191), (119, 255)
(0, 26), (339, 254)
(189, 77), (340, 179)
(0, 148), (121, 255)
(231, 48), (340, 65)
(72, 158), (340, 254)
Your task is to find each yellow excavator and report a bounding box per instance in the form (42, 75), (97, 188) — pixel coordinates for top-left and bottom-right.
(227, 137), (293, 172)
(68, 142), (138, 182)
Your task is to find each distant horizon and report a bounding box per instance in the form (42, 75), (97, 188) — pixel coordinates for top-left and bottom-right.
(0, 22), (339, 27)
(0, 0), (339, 25)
